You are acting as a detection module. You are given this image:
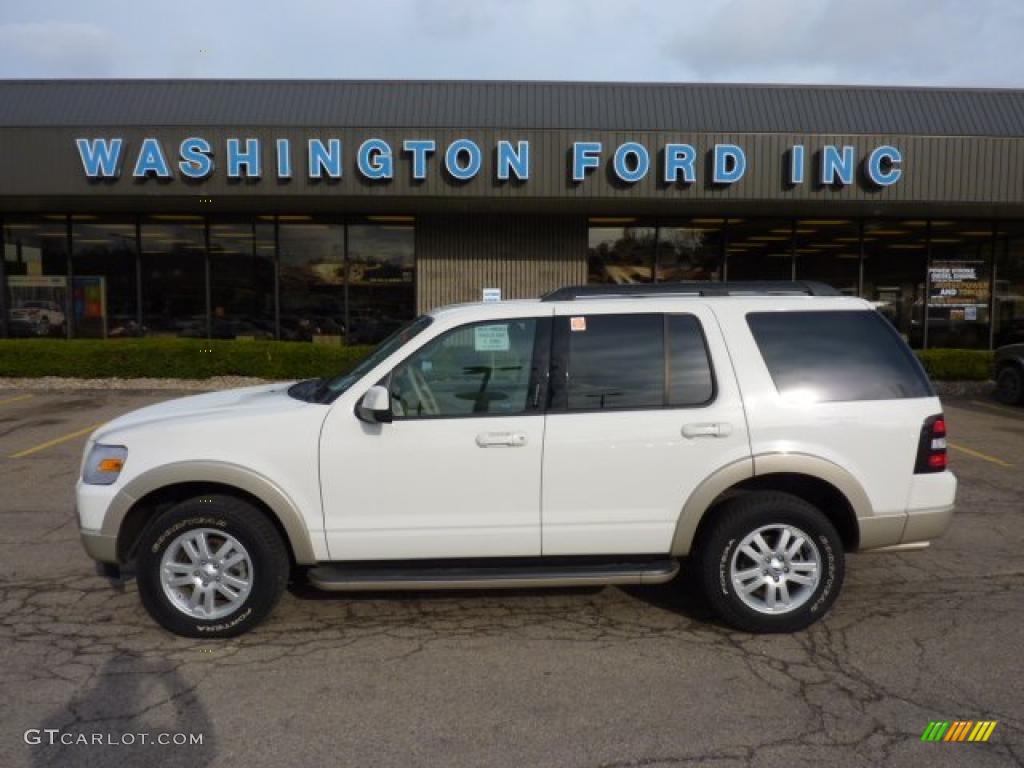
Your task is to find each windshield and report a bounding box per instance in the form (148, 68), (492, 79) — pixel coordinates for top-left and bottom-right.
(316, 315), (434, 402)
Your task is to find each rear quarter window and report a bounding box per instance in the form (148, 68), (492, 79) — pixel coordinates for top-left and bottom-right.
(747, 309), (934, 402)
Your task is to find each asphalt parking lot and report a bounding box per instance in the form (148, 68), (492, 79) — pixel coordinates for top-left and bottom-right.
(0, 387), (1021, 768)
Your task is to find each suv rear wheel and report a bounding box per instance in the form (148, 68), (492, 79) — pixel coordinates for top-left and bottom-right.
(136, 494), (290, 638)
(695, 491), (844, 633)
(995, 364), (1024, 405)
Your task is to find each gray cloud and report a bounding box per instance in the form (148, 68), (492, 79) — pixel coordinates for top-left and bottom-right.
(0, 21), (118, 76)
(0, 0), (1022, 86)
(661, 0), (1024, 86)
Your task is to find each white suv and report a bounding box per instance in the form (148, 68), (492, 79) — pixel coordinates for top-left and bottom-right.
(77, 282), (957, 637)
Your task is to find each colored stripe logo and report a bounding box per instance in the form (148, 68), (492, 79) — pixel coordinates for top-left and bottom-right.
(921, 721), (997, 742)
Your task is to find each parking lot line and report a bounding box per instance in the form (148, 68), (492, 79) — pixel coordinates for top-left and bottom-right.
(969, 399), (1024, 419)
(0, 394), (33, 406)
(8, 421), (106, 459)
(948, 441), (1013, 468)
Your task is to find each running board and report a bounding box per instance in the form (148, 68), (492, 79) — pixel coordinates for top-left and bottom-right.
(307, 558), (680, 591)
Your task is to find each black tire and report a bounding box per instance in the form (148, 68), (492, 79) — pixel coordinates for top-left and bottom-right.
(994, 364), (1024, 406)
(694, 491), (844, 633)
(136, 494), (290, 638)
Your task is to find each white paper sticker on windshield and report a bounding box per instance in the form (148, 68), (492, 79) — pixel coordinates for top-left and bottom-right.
(474, 324), (510, 351)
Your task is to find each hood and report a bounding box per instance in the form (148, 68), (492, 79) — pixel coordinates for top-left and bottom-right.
(93, 382), (308, 442)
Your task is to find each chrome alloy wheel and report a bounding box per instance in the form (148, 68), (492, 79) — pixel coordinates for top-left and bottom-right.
(729, 524), (821, 614)
(159, 528), (253, 620)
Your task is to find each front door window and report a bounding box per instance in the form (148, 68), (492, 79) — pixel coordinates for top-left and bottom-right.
(389, 318), (541, 418)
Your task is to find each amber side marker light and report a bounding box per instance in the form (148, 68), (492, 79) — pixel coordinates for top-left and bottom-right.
(97, 458), (125, 473)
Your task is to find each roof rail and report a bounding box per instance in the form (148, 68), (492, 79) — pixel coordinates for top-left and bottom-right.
(540, 281), (840, 302)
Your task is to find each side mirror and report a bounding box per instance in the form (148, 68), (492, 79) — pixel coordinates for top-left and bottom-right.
(355, 385), (392, 424)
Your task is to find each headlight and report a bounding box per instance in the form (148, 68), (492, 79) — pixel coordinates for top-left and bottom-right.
(83, 445), (128, 485)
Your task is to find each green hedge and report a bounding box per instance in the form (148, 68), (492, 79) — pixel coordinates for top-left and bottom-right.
(915, 349), (993, 381)
(0, 339), (996, 382)
(0, 339), (374, 380)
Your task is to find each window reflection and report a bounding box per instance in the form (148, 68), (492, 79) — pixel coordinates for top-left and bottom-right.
(862, 220), (927, 346)
(140, 216), (206, 337)
(588, 224), (655, 283)
(347, 222), (415, 344)
(793, 219), (860, 295)
(725, 219), (793, 280)
(995, 223), (1024, 347)
(657, 221), (723, 282)
(277, 218), (345, 343)
(3, 217), (69, 338)
(209, 217), (275, 339)
(72, 217), (138, 338)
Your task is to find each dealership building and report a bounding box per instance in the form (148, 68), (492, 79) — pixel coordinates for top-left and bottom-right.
(1, 79), (1023, 347)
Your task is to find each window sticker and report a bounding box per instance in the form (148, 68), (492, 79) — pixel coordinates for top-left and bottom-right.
(474, 324), (510, 352)
(570, 316), (587, 332)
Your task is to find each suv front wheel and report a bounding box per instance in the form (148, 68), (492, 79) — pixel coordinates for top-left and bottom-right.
(136, 494), (290, 638)
(695, 492), (844, 633)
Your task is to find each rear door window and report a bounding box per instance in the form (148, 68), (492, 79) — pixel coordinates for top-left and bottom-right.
(551, 312), (715, 410)
(747, 310), (934, 402)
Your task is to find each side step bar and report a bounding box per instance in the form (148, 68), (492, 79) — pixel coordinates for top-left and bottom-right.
(308, 558), (680, 592)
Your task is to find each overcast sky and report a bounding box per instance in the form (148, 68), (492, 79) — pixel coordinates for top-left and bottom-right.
(0, 0), (1022, 87)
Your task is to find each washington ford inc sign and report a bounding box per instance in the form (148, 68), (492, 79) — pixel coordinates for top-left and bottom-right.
(74, 136), (904, 188)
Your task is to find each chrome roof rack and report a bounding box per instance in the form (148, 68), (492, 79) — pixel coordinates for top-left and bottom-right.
(540, 281), (840, 301)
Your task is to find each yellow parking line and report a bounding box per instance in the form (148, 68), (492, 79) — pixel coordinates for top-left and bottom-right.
(8, 421), (106, 459)
(970, 399), (1024, 418)
(0, 394), (33, 406)
(948, 441), (1013, 468)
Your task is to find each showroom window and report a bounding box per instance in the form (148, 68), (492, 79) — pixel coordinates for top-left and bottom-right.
(793, 219), (861, 295)
(588, 223), (656, 284)
(140, 215), (207, 337)
(71, 216), (139, 338)
(725, 219), (793, 281)
(347, 219), (416, 344)
(277, 218), (347, 343)
(657, 221), (723, 282)
(209, 216), (276, 340)
(3, 216), (70, 338)
(994, 223), (1024, 347)
(862, 220), (928, 346)
(926, 220), (993, 349)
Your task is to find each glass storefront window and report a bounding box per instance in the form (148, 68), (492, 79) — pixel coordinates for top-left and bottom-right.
(862, 220), (927, 346)
(725, 219), (793, 280)
(588, 223), (655, 284)
(347, 221), (415, 344)
(3, 216), (69, 338)
(793, 219), (860, 295)
(71, 216), (138, 338)
(926, 221), (993, 349)
(209, 217), (275, 340)
(277, 217), (345, 343)
(140, 215), (207, 337)
(995, 223), (1024, 347)
(657, 221), (723, 282)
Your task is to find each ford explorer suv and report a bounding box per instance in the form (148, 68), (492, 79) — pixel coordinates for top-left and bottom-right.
(77, 281), (957, 637)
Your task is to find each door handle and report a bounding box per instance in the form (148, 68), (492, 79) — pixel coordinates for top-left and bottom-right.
(682, 422), (733, 439)
(476, 432), (528, 448)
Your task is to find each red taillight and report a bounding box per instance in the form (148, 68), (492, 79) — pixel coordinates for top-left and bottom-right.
(915, 414), (948, 474)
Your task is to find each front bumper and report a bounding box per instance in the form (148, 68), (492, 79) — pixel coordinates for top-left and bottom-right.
(80, 528), (118, 564)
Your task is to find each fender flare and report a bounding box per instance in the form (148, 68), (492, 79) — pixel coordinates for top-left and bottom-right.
(101, 461), (318, 564)
(669, 453), (876, 556)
